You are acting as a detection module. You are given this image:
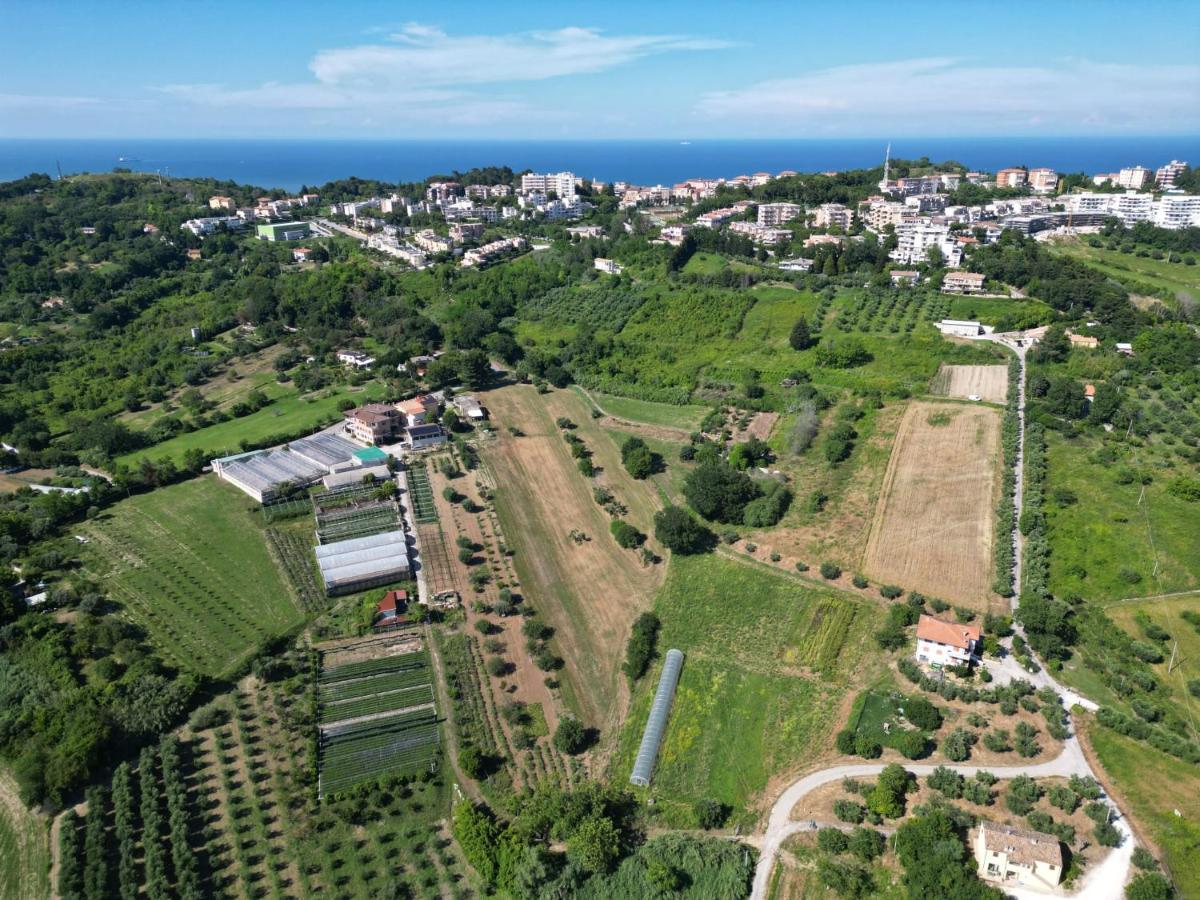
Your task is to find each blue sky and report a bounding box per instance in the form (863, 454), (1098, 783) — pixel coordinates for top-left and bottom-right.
(2, 0), (1198, 138)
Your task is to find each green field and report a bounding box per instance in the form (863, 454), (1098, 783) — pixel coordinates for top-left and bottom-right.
(1104, 595), (1200, 725)
(614, 553), (875, 825)
(1049, 238), (1200, 302)
(1088, 724), (1200, 897)
(80, 477), (304, 677)
(0, 771), (49, 900)
(575, 387), (709, 431)
(945, 295), (1053, 326)
(117, 381), (385, 468)
(1044, 432), (1200, 601)
(682, 251), (759, 277)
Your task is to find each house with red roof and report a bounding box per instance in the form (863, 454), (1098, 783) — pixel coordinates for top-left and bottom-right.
(373, 590), (408, 630)
(915, 614), (982, 667)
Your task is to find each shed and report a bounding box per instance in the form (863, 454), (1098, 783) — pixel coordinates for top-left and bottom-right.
(353, 446), (389, 466)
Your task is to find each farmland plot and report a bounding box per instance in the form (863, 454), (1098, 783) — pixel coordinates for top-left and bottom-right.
(863, 400), (1003, 606)
(317, 636), (441, 796)
(930, 363), (1009, 404)
(80, 477), (303, 678)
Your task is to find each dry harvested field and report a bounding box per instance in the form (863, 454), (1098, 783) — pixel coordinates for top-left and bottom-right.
(863, 400), (1003, 606)
(931, 363), (1008, 404)
(479, 384), (665, 733)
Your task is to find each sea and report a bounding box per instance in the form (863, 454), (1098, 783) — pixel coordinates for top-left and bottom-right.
(1, 137), (1198, 192)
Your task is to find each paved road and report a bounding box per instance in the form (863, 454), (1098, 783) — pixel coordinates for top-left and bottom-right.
(750, 336), (1125, 898)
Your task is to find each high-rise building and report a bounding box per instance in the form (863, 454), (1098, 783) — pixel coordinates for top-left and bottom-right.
(1155, 160), (1189, 189)
(1117, 166), (1152, 190)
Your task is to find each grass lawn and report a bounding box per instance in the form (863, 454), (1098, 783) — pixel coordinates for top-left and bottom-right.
(1049, 237), (1200, 302)
(575, 387), (709, 431)
(681, 251), (730, 276)
(1043, 431), (1200, 601)
(1103, 594), (1200, 726)
(117, 381), (385, 468)
(945, 296), (1053, 326)
(613, 553), (876, 826)
(0, 770), (49, 900)
(79, 477), (304, 678)
(1088, 723), (1200, 898)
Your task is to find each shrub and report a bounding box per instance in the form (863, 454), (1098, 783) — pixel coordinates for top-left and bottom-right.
(817, 828), (849, 854)
(609, 519), (645, 549)
(1131, 847), (1159, 872)
(621, 436), (655, 479)
(1094, 821), (1121, 847)
(903, 696), (943, 731)
(693, 798), (729, 829)
(852, 574), (869, 589)
(820, 561), (842, 580)
(939, 728), (976, 762)
(653, 505), (715, 554)
(847, 826), (885, 862)
(854, 735), (882, 759)
(927, 766), (964, 799)
(553, 717), (588, 755)
(833, 799), (865, 824)
(1125, 872), (1174, 900)
(622, 613), (660, 682)
(879, 584), (903, 599)
(836, 729), (857, 755)
(891, 730), (928, 760)
(1048, 785), (1079, 814)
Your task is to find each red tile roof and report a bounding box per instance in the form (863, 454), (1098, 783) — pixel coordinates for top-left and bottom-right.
(916, 614), (981, 650)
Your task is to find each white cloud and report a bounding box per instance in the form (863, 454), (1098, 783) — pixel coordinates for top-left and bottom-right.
(0, 93), (102, 109)
(159, 24), (728, 115)
(696, 58), (1200, 133)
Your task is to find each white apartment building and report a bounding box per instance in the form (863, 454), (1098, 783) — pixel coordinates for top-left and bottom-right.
(462, 237), (526, 268)
(1118, 166), (1152, 190)
(208, 196), (236, 211)
(520, 171), (577, 198)
(1155, 193), (1200, 229)
(1027, 168), (1059, 194)
(593, 257), (624, 275)
(540, 197), (585, 221)
(660, 224), (692, 246)
(413, 230), (455, 254)
(994, 167), (1027, 188)
(729, 222), (792, 245)
(813, 203), (854, 229)
(181, 216), (244, 236)
(1064, 192), (1154, 225)
(367, 234), (428, 268)
(889, 221), (961, 266)
(1155, 160), (1189, 189)
(757, 202), (803, 227)
(425, 182), (462, 203)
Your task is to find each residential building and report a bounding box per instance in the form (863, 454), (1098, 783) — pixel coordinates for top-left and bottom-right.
(994, 167), (1027, 188)
(757, 202), (803, 227)
(425, 181), (463, 203)
(397, 395), (439, 425)
(1064, 192), (1155, 225)
(566, 225), (604, 239)
(905, 193), (946, 213)
(942, 272), (986, 294)
(890, 270), (920, 286)
(255, 221), (311, 242)
(337, 350), (375, 369)
(729, 222), (792, 245)
(208, 195), (236, 211)
(1118, 166), (1152, 190)
(373, 590), (409, 630)
(936, 319), (985, 338)
(520, 171), (577, 198)
(805, 234), (845, 247)
(450, 395), (486, 421)
(594, 257), (624, 275)
(450, 222), (485, 242)
(366, 234), (427, 268)
(890, 221), (961, 267)
(182, 216), (244, 236)
(862, 200), (908, 231)
(778, 258), (814, 272)
(813, 203), (854, 229)
(695, 207), (740, 228)
(1027, 168), (1059, 193)
(413, 230), (455, 254)
(1155, 193), (1200, 229)
(1068, 332), (1100, 349)
(540, 196), (585, 220)
(344, 403), (404, 444)
(407, 423), (446, 450)
(915, 614), (982, 665)
(466, 183), (511, 198)
(1155, 160), (1189, 189)
(974, 823), (1062, 890)
(893, 173), (960, 195)
(660, 224), (693, 246)
(292, 247), (312, 262)
(461, 236), (526, 267)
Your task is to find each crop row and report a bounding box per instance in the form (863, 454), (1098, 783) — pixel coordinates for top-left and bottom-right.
(320, 685), (434, 725)
(319, 649), (429, 684)
(265, 526), (326, 611)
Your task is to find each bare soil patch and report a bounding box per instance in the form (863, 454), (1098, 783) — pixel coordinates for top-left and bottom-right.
(478, 384), (665, 734)
(931, 364), (1009, 404)
(863, 400), (1002, 606)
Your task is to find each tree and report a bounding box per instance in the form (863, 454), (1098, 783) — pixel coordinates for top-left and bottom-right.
(1034, 324), (1071, 363)
(554, 717), (588, 754)
(682, 460), (759, 522)
(653, 505), (715, 554)
(566, 816), (621, 873)
(940, 728), (976, 762)
(458, 745), (486, 779)
(621, 436), (654, 479)
(623, 613), (660, 681)
(610, 519), (644, 549)
(693, 797), (729, 829)
(1125, 872), (1173, 900)
(868, 763), (911, 818)
(818, 827), (849, 853)
(848, 826), (886, 861)
(789, 317), (815, 351)
(904, 696), (943, 731)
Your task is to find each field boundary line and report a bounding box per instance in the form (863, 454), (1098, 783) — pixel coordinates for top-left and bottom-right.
(1099, 589), (1200, 608)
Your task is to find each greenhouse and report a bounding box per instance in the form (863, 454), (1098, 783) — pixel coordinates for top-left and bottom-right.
(630, 648), (684, 787)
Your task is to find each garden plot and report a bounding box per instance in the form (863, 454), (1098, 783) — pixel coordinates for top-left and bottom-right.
(863, 400), (1003, 606)
(930, 364), (1009, 404)
(317, 636), (440, 796)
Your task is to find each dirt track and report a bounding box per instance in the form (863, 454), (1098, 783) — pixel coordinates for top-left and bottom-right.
(933, 364), (1009, 404)
(863, 400), (1002, 606)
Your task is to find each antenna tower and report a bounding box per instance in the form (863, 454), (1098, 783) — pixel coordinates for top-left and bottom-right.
(883, 142), (891, 186)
